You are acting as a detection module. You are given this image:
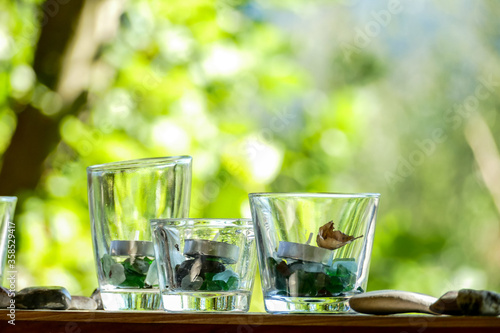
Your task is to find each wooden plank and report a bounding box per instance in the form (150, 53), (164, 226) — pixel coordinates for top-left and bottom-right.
(0, 310), (499, 328)
(2, 321), (500, 333)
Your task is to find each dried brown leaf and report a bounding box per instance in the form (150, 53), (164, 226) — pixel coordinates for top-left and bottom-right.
(316, 221), (363, 250)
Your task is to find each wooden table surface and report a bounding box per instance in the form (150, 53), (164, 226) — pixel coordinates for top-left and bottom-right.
(1, 310), (499, 332)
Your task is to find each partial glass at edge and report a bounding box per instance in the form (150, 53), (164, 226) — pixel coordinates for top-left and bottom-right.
(249, 192), (379, 314)
(150, 218), (256, 312)
(87, 156), (192, 311)
(0, 197), (17, 287)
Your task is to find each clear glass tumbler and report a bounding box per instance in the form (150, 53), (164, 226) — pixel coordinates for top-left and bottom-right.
(87, 156), (192, 310)
(0, 197), (17, 287)
(249, 192), (380, 314)
(150, 218), (257, 312)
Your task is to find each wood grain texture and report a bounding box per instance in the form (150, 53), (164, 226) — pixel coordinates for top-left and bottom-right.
(0, 310), (499, 333)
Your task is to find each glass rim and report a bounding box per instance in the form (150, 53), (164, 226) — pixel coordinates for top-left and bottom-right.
(0, 196), (17, 203)
(248, 192), (380, 199)
(86, 156), (192, 172)
(150, 218), (252, 226)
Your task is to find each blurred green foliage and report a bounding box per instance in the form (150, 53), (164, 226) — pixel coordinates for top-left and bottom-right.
(1, 0), (500, 313)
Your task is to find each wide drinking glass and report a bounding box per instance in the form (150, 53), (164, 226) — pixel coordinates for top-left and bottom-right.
(150, 218), (256, 312)
(0, 197), (17, 287)
(88, 156), (192, 310)
(249, 193), (379, 314)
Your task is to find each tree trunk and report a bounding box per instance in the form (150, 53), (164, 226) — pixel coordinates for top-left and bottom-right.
(0, 0), (86, 195)
(0, 0), (124, 195)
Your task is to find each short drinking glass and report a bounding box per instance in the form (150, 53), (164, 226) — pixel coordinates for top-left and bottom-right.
(249, 193), (379, 314)
(150, 218), (257, 312)
(87, 156), (192, 310)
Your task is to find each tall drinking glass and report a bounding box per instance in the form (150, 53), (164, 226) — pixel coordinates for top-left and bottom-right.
(0, 197), (17, 287)
(249, 193), (379, 314)
(88, 156), (192, 310)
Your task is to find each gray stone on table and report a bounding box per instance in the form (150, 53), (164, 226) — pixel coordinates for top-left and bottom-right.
(431, 289), (500, 316)
(0, 286), (11, 308)
(457, 289), (500, 316)
(349, 290), (437, 315)
(90, 288), (104, 310)
(16, 286), (72, 310)
(69, 296), (97, 310)
(430, 290), (461, 315)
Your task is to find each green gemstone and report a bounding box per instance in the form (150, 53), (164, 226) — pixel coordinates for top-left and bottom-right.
(227, 275), (239, 290)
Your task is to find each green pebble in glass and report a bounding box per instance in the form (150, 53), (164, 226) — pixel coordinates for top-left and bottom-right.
(176, 257), (240, 292)
(101, 255), (154, 289)
(269, 257), (358, 297)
